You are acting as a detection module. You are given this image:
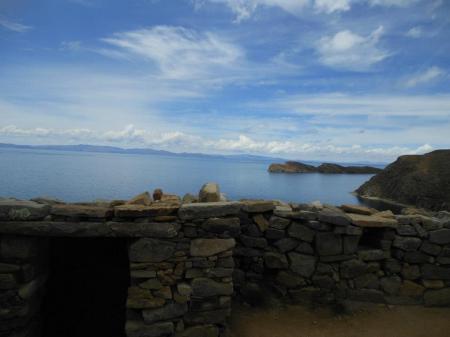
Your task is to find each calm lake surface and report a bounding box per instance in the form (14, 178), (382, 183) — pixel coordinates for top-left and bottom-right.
(0, 148), (376, 205)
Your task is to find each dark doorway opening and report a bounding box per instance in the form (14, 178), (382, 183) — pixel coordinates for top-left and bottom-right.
(42, 238), (130, 337)
(359, 228), (385, 250)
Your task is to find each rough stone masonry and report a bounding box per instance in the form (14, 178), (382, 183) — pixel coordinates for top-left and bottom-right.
(1, 189), (450, 337)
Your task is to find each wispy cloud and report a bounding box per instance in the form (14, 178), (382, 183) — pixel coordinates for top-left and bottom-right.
(0, 18), (32, 33)
(404, 66), (446, 87)
(406, 26), (423, 38)
(0, 124), (436, 162)
(314, 0), (351, 13)
(101, 26), (243, 81)
(368, 0), (421, 7)
(315, 26), (389, 71)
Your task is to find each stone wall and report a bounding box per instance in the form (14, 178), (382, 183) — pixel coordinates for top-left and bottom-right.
(1, 197), (450, 337)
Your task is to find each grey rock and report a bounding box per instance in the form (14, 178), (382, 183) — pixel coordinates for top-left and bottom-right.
(0, 199), (50, 221)
(396, 225), (416, 236)
(343, 236), (360, 254)
(295, 241), (314, 255)
(264, 252), (288, 269)
(143, 303), (188, 324)
(288, 252), (317, 277)
(201, 217), (240, 236)
(384, 259), (402, 274)
(191, 278), (233, 297)
(241, 200), (275, 213)
(240, 235), (267, 249)
(380, 276), (402, 295)
(420, 241), (442, 256)
(129, 238), (176, 262)
(316, 232), (342, 256)
(392, 236), (422, 251)
(401, 264), (421, 280)
(403, 251), (432, 264)
(429, 229), (450, 245)
(265, 228), (285, 240)
(199, 183), (221, 202)
(424, 288), (450, 307)
(0, 236), (40, 261)
(334, 225), (362, 236)
(341, 259), (367, 278)
(126, 321), (174, 337)
(421, 264), (450, 280)
(274, 238), (299, 253)
(110, 222), (179, 238)
(176, 325), (219, 337)
(269, 216), (291, 230)
(358, 249), (386, 261)
(190, 238), (235, 257)
(178, 202), (241, 220)
(276, 270), (305, 288)
(287, 222), (315, 242)
(318, 210), (351, 226)
(354, 273), (379, 289)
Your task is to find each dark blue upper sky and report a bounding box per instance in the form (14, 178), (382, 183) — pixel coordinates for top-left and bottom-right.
(1, 0), (449, 162)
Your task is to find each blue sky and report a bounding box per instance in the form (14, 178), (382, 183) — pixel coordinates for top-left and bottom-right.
(0, 0), (449, 163)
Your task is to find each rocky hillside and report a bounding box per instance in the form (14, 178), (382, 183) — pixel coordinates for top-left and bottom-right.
(356, 150), (450, 211)
(268, 161), (382, 174)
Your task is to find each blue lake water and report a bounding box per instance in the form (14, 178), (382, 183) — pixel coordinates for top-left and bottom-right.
(0, 148), (375, 205)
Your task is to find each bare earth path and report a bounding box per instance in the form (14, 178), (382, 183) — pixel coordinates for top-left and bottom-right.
(229, 304), (450, 337)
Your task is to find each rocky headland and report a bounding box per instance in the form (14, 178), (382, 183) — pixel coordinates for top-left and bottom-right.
(356, 150), (450, 211)
(268, 161), (382, 174)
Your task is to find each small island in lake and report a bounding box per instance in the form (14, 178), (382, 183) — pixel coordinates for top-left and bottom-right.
(268, 161), (383, 174)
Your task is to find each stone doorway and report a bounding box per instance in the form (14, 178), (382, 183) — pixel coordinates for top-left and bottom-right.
(42, 238), (130, 337)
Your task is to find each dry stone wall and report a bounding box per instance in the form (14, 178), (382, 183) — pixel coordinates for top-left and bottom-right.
(1, 196), (450, 337)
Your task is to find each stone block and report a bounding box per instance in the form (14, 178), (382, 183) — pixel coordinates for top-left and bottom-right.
(269, 216), (291, 230)
(176, 325), (219, 337)
(287, 222), (315, 242)
(318, 210), (351, 226)
(142, 303), (187, 324)
(347, 213), (398, 228)
(420, 241), (442, 256)
(380, 276), (401, 295)
(341, 204), (375, 215)
(316, 232), (342, 256)
(241, 200), (275, 213)
(0, 199), (50, 221)
(191, 278), (233, 297)
(421, 264), (450, 280)
(340, 259), (367, 278)
(276, 270), (305, 288)
(126, 321), (174, 337)
(178, 202), (241, 220)
(201, 218), (240, 236)
(273, 238), (298, 253)
(288, 252), (316, 277)
(429, 229), (450, 245)
(264, 252), (288, 269)
(51, 204), (112, 218)
(424, 288), (450, 307)
(129, 239), (176, 263)
(252, 214), (269, 232)
(343, 236), (360, 254)
(392, 236), (422, 251)
(190, 238), (235, 257)
(358, 249), (386, 261)
(199, 183), (221, 202)
(0, 236), (40, 261)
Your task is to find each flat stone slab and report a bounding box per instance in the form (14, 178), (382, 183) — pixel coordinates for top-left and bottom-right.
(0, 199), (50, 221)
(178, 202), (241, 220)
(240, 200), (275, 213)
(114, 203), (180, 218)
(347, 213), (398, 228)
(0, 221), (178, 237)
(190, 238), (235, 257)
(51, 204), (113, 218)
(341, 204), (375, 215)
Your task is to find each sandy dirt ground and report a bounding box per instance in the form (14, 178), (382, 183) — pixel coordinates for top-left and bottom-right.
(229, 303), (450, 337)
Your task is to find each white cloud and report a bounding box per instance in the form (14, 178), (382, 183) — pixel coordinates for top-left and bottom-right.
(368, 0), (420, 7)
(406, 26), (423, 38)
(404, 66), (445, 87)
(0, 124), (436, 162)
(314, 0), (351, 13)
(315, 26), (389, 70)
(101, 26), (243, 81)
(197, 0), (310, 22)
(262, 92), (450, 117)
(0, 18), (32, 33)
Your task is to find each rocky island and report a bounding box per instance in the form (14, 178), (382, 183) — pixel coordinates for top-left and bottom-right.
(356, 149), (450, 211)
(268, 161), (382, 174)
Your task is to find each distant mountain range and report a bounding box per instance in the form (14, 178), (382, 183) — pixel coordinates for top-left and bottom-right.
(0, 143), (387, 167)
